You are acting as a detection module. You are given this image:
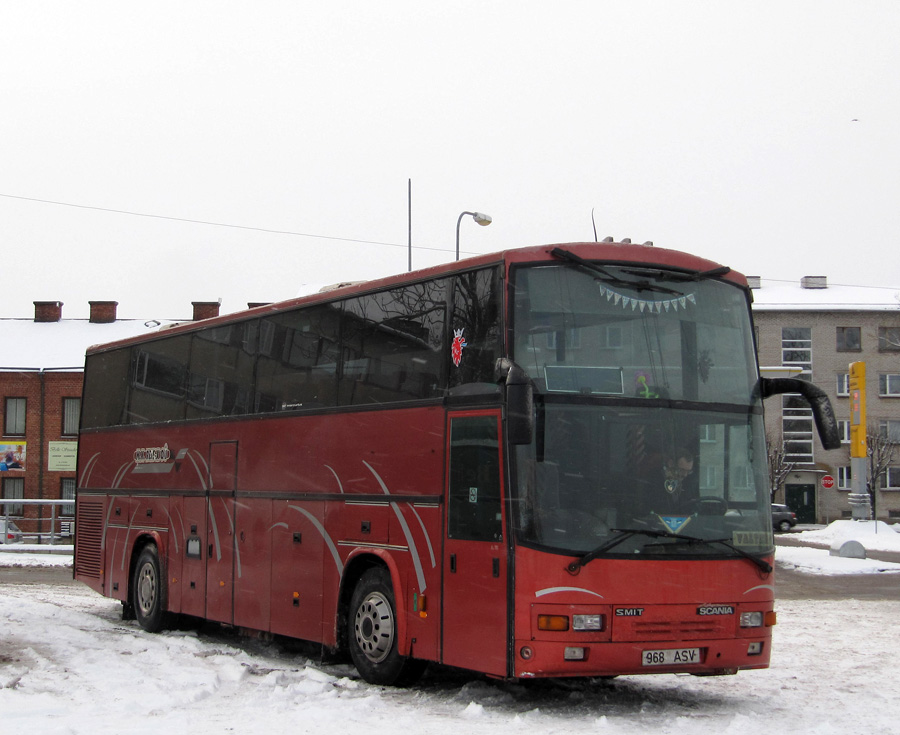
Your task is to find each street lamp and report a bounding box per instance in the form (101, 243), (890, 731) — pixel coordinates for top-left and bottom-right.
(456, 210), (492, 261)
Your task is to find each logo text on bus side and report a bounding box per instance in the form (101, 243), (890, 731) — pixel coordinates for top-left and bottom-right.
(134, 443), (171, 464)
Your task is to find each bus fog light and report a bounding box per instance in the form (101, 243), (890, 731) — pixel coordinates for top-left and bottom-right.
(520, 646), (534, 660)
(740, 611), (763, 628)
(573, 614), (604, 631)
(564, 647), (585, 661)
(747, 642), (763, 656)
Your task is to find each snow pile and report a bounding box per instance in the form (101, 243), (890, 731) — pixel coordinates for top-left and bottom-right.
(794, 520), (900, 553)
(775, 545), (900, 575)
(0, 545), (72, 567)
(775, 520), (900, 575)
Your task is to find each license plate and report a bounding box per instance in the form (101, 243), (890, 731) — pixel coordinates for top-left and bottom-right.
(642, 647), (701, 666)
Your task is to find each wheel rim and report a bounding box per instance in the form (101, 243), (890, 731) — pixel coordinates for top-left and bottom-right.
(137, 561), (157, 617)
(353, 590), (395, 664)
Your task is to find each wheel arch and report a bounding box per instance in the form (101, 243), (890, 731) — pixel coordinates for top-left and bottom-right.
(336, 550), (408, 656)
(128, 531), (169, 611)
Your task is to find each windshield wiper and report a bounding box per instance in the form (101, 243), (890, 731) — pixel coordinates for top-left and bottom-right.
(567, 528), (678, 572)
(654, 536), (773, 574)
(620, 265), (732, 282)
(567, 528), (772, 574)
(550, 248), (683, 296)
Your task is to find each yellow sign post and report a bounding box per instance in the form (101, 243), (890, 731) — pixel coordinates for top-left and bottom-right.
(848, 362), (870, 519)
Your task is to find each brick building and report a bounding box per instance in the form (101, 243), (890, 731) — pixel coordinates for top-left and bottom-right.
(752, 276), (900, 523)
(0, 300), (216, 541)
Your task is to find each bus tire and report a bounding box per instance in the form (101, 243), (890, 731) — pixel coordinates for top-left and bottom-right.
(348, 567), (425, 687)
(132, 544), (168, 633)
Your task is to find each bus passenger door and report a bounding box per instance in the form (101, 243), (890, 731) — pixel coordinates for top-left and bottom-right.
(206, 441), (238, 625)
(442, 411), (509, 677)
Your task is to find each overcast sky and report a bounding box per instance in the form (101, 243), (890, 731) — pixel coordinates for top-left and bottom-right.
(2, 1), (898, 319)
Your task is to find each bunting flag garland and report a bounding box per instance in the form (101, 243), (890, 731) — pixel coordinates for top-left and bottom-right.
(597, 284), (696, 313)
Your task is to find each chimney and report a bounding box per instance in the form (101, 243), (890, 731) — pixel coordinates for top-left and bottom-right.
(89, 301), (118, 323)
(192, 301), (221, 321)
(801, 276), (827, 289)
(746, 276), (761, 289)
(34, 301), (63, 322)
(247, 302), (271, 309)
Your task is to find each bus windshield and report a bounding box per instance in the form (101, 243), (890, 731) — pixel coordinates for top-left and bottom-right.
(511, 262), (772, 557)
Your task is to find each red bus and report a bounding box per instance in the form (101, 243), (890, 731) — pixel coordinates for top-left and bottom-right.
(75, 242), (838, 685)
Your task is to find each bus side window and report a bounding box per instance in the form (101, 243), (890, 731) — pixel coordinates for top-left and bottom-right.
(448, 416), (502, 542)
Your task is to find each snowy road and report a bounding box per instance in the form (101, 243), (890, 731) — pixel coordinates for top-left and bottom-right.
(2, 565), (899, 735)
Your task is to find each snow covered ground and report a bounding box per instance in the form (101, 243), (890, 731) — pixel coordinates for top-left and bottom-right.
(777, 520), (900, 575)
(2, 524), (899, 735)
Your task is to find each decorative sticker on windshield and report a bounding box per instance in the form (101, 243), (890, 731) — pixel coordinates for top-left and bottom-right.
(597, 284), (697, 313)
(635, 373), (659, 398)
(657, 514), (692, 534)
(451, 328), (467, 367)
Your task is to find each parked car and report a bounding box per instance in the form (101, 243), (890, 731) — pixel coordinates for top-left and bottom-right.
(772, 504), (797, 532)
(1, 520), (23, 544)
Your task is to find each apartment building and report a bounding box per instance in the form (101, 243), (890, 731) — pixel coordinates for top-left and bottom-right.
(752, 276), (900, 523)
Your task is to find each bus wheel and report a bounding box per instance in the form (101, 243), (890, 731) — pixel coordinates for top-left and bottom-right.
(348, 568), (425, 687)
(133, 544), (168, 633)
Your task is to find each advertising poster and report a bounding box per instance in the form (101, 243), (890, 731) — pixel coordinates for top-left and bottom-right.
(0, 444), (26, 471)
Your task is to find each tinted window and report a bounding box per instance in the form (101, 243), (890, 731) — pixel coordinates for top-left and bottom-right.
(82, 351), (131, 429)
(130, 336), (191, 423)
(448, 415), (502, 541)
(341, 279), (448, 405)
(255, 304), (341, 411)
(449, 268), (502, 389)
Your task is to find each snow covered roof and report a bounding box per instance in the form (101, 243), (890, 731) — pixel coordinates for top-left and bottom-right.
(750, 277), (900, 312)
(0, 318), (181, 371)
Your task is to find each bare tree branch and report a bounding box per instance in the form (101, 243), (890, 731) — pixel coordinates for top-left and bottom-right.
(767, 432), (795, 503)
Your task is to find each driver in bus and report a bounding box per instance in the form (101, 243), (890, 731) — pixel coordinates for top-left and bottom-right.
(634, 445), (697, 517)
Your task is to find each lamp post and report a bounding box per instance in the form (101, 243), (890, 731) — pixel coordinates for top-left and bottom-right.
(456, 210), (492, 261)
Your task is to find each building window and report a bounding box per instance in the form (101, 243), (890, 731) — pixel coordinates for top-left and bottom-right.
(878, 327), (900, 352)
(4, 398), (26, 436)
(880, 420), (900, 441)
(884, 468), (900, 490)
(2, 477), (24, 516)
(783, 394), (814, 463)
(61, 478), (76, 515)
(699, 465), (717, 490)
(836, 327), (861, 352)
(782, 327), (812, 375)
(837, 420), (851, 443)
(838, 465), (852, 489)
(546, 328), (582, 351)
(879, 373), (900, 397)
(836, 373), (850, 396)
(62, 398), (81, 436)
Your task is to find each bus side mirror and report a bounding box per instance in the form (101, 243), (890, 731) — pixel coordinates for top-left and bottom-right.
(760, 377), (841, 450)
(496, 359), (534, 445)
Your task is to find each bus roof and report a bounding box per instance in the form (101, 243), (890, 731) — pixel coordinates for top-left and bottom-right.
(85, 241), (746, 356)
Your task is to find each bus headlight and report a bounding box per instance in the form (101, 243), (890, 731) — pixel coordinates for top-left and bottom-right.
(573, 614), (604, 631)
(740, 611), (763, 628)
